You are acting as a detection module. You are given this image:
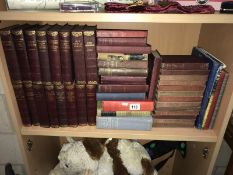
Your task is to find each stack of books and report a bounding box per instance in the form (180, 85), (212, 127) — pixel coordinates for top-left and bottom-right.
(153, 53), (210, 128)
(95, 29), (154, 130)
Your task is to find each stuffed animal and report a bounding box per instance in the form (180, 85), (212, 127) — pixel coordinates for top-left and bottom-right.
(49, 137), (158, 175)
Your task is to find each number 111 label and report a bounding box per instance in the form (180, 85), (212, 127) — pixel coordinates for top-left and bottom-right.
(129, 104), (140, 110)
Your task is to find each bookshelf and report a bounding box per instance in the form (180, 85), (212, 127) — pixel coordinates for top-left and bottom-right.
(0, 1), (233, 174)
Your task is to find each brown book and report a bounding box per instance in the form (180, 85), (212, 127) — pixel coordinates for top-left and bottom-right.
(0, 26), (31, 126)
(156, 101), (201, 110)
(160, 69), (210, 75)
(147, 50), (161, 100)
(101, 76), (147, 85)
(158, 80), (207, 86)
(96, 29), (148, 38)
(11, 24), (39, 125)
(59, 24), (73, 82)
(97, 60), (148, 69)
(157, 85), (206, 91)
(97, 37), (147, 46)
(153, 114), (197, 120)
(161, 55), (209, 70)
(86, 84), (97, 125)
(98, 84), (148, 93)
(36, 25), (59, 127)
(64, 82), (78, 126)
(71, 25), (86, 84)
(83, 25), (99, 84)
(159, 74), (209, 81)
(157, 91), (204, 97)
(24, 25), (50, 127)
(97, 53), (148, 61)
(98, 68), (148, 76)
(154, 110), (200, 116)
(97, 45), (151, 54)
(75, 84), (88, 125)
(157, 96), (203, 102)
(153, 118), (195, 128)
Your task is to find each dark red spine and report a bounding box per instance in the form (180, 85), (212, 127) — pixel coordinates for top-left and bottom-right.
(98, 84), (149, 93)
(11, 25), (39, 125)
(36, 25), (59, 127)
(96, 45), (151, 54)
(24, 27), (50, 127)
(97, 37), (147, 46)
(86, 84), (97, 125)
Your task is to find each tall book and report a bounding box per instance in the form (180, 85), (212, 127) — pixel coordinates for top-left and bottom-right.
(0, 26), (31, 126)
(86, 84), (97, 125)
(47, 24), (68, 126)
(59, 24), (78, 126)
(11, 24), (39, 126)
(192, 47), (226, 128)
(24, 25), (50, 127)
(36, 24), (59, 127)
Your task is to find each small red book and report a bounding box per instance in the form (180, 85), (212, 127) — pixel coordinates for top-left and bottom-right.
(102, 101), (154, 112)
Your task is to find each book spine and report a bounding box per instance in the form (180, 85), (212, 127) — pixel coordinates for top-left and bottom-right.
(157, 90), (204, 97)
(156, 101), (201, 108)
(97, 37), (147, 46)
(154, 110), (199, 116)
(101, 76), (147, 85)
(96, 116), (152, 131)
(97, 45), (151, 54)
(59, 30), (73, 82)
(0, 30), (31, 126)
(161, 63), (209, 70)
(98, 53), (148, 61)
(97, 110), (151, 117)
(158, 80), (207, 86)
(24, 29), (50, 127)
(153, 118), (195, 128)
(148, 50), (161, 100)
(12, 28), (39, 125)
(83, 27), (98, 84)
(65, 82), (78, 126)
(71, 30), (86, 84)
(157, 85), (205, 91)
(157, 96), (203, 102)
(159, 75), (209, 81)
(96, 30), (148, 38)
(86, 84), (97, 125)
(75, 84), (87, 125)
(96, 93), (145, 101)
(98, 84), (149, 93)
(160, 69), (210, 75)
(98, 60), (148, 69)
(98, 68), (148, 76)
(102, 101), (154, 111)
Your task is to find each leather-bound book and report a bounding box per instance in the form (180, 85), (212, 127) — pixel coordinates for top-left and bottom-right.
(0, 26), (31, 126)
(97, 53), (148, 61)
(96, 29), (148, 38)
(97, 45), (151, 54)
(157, 85), (206, 91)
(98, 84), (148, 93)
(97, 60), (148, 69)
(47, 24), (68, 126)
(97, 37), (147, 46)
(75, 84), (88, 125)
(24, 25), (50, 127)
(11, 24), (39, 125)
(98, 68), (148, 76)
(86, 84), (97, 125)
(36, 24), (59, 127)
(160, 69), (210, 75)
(83, 25), (99, 84)
(71, 25), (86, 84)
(101, 76), (147, 85)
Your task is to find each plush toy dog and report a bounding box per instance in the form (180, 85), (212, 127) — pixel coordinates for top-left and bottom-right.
(49, 137), (158, 175)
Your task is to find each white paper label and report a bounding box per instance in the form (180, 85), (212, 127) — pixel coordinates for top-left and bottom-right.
(129, 104), (140, 110)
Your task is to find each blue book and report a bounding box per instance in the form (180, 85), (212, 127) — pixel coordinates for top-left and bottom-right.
(96, 116), (153, 131)
(192, 47), (226, 128)
(96, 92), (145, 101)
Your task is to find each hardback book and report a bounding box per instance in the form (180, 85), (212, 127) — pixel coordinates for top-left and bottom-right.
(153, 114), (197, 120)
(160, 69), (210, 75)
(96, 92), (146, 101)
(97, 60), (148, 69)
(96, 116), (153, 131)
(159, 74), (209, 81)
(0, 25), (31, 126)
(98, 68), (148, 76)
(83, 25), (99, 84)
(154, 110), (200, 116)
(11, 24), (40, 126)
(86, 84), (97, 125)
(156, 96), (203, 102)
(102, 100), (154, 112)
(24, 25), (50, 127)
(101, 76), (147, 85)
(153, 118), (195, 128)
(97, 37), (147, 46)
(156, 101), (201, 110)
(157, 90), (204, 97)
(97, 110), (151, 117)
(97, 45), (151, 54)
(192, 47), (226, 128)
(158, 80), (207, 86)
(97, 53), (148, 61)
(157, 85), (206, 91)
(71, 25), (86, 84)
(96, 29), (148, 38)
(160, 55), (209, 70)
(98, 84), (149, 93)
(36, 24), (59, 127)
(147, 50), (161, 100)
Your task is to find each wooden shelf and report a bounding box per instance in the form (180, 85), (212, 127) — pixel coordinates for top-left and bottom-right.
(0, 11), (233, 23)
(21, 126), (217, 142)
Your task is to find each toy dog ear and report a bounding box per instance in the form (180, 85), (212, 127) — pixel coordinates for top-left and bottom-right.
(82, 138), (105, 160)
(141, 158), (155, 175)
(66, 137), (75, 143)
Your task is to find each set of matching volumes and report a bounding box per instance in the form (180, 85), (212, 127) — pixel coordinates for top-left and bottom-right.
(0, 24), (98, 127)
(95, 29), (154, 130)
